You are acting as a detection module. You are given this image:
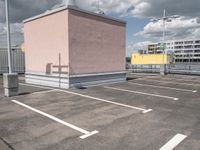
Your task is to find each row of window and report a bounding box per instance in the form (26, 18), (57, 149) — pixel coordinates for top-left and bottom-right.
(174, 45), (200, 49)
(175, 50), (200, 53)
(174, 40), (200, 45)
(175, 54), (200, 57)
(175, 59), (200, 62)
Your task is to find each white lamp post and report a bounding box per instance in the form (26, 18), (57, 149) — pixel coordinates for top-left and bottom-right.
(3, 0), (19, 97)
(151, 9), (179, 75)
(5, 0), (12, 73)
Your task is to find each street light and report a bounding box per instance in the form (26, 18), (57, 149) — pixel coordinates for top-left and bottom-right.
(3, 0), (19, 97)
(5, 0), (12, 73)
(152, 9), (179, 75)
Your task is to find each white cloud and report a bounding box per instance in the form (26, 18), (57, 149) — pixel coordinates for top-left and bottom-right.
(130, 2), (151, 17)
(128, 0), (200, 18)
(74, 0), (132, 14)
(136, 17), (200, 41)
(127, 41), (151, 56)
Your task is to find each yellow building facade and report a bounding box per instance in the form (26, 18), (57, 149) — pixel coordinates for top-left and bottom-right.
(131, 53), (173, 65)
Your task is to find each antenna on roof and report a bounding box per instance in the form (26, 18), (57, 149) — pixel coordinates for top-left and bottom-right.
(65, 0), (78, 8)
(97, 0), (100, 12)
(96, 0), (105, 15)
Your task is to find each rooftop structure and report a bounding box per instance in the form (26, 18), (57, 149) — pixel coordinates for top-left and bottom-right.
(131, 53), (173, 65)
(24, 5), (126, 88)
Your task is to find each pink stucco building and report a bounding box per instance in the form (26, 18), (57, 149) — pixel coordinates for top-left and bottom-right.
(24, 5), (126, 88)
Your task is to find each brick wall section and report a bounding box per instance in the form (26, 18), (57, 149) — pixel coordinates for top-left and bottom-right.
(68, 9), (126, 75)
(24, 10), (69, 73)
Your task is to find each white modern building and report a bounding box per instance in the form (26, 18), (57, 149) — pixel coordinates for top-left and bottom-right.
(148, 39), (200, 63)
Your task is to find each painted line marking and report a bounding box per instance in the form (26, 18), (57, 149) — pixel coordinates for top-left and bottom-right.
(128, 82), (197, 93)
(137, 78), (200, 87)
(79, 131), (99, 139)
(54, 89), (152, 114)
(104, 86), (179, 101)
(12, 100), (98, 139)
(142, 109), (153, 114)
(19, 83), (152, 113)
(159, 133), (187, 150)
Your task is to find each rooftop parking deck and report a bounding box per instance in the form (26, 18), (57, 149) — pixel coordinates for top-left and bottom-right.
(0, 73), (200, 150)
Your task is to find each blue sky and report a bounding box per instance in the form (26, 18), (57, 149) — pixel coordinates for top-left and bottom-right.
(110, 14), (150, 44)
(124, 17), (149, 47)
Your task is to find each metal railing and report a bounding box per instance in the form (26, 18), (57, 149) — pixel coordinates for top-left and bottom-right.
(130, 64), (200, 75)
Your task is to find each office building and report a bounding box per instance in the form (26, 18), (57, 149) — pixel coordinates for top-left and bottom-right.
(148, 39), (200, 63)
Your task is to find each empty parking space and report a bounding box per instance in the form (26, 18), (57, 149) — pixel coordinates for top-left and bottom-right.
(137, 76), (200, 87)
(104, 86), (179, 101)
(0, 75), (200, 149)
(128, 82), (197, 93)
(106, 81), (198, 99)
(71, 84), (199, 115)
(143, 75), (200, 83)
(12, 100), (99, 139)
(129, 77), (200, 92)
(0, 85), (148, 149)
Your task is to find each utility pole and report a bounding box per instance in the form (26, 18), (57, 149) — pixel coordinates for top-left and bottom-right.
(5, 0), (12, 73)
(3, 0), (19, 97)
(162, 9), (166, 68)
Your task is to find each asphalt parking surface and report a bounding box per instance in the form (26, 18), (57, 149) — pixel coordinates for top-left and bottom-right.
(0, 74), (200, 150)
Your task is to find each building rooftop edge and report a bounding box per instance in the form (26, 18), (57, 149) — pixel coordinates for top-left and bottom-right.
(23, 5), (126, 24)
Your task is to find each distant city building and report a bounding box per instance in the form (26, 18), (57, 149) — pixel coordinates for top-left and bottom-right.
(131, 53), (173, 65)
(148, 43), (160, 54)
(148, 39), (200, 63)
(138, 49), (147, 54)
(170, 39), (200, 63)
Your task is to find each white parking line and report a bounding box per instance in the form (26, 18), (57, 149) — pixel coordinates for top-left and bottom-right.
(104, 86), (179, 101)
(128, 82), (197, 93)
(19, 83), (152, 114)
(12, 100), (98, 139)
(159, 133), (187, 150)
(138, 78), (200, 87)
(54, 89), (152, 114)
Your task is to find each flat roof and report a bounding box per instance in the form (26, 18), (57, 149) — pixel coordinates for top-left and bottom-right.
(23, 5), (126, 24)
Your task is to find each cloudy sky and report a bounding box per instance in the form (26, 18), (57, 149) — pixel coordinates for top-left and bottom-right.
(0, 0), (200, 56)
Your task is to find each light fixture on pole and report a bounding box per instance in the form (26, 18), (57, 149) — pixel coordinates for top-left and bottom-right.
(151, 9), (179, 75)
(3, 0), (19, 97)
(96, 0), (105, 15)
(5, 0), (12, 74)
